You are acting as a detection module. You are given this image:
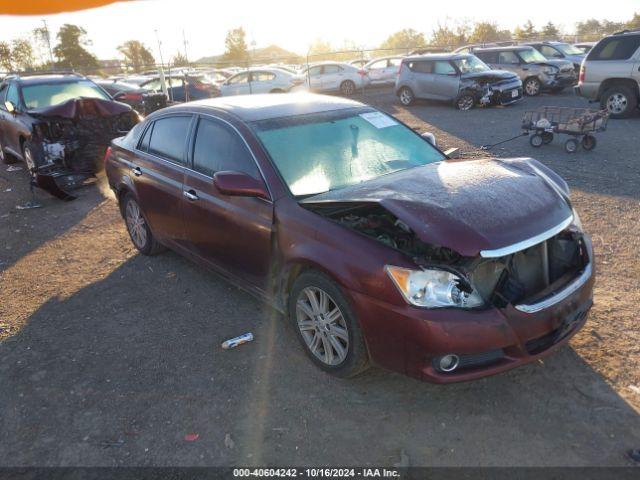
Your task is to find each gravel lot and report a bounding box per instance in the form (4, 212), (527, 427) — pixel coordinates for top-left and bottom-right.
(0, 88), (639, 467)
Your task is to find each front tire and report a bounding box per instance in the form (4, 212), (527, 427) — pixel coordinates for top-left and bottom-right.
(601, 85), (638, 119)
(121, 193), (165, 255)
(339, 80), (356, 96)
(455, 93), (475, 110)
(22, 140), (37, 174)
(398, 87), (414, 106)
(524, 77), (541, 96)
(288, 271), (369, 378)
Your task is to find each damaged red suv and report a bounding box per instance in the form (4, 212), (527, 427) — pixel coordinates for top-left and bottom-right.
(106, 93), (594, 383)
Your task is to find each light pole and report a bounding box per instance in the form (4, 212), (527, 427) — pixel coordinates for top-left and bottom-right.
(42, 19), (54, 68)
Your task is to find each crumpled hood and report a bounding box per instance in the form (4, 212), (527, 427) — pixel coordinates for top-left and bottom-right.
(28, 96), (132, 119)
(302, 158), (572, 257)
(462, 70), (518, 82)
(535, 59), (575, 73)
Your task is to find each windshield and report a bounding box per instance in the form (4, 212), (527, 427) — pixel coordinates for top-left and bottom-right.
(252, 108), (446, 197)
(453, 56), (490, 73)
(555, 43), (584, 55)
(22, 80), (110, 109)
(518, 49), (549, 63)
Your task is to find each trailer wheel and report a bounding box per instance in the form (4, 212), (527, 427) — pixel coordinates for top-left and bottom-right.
(529, 134), (543, 147)
(541, 132), (554, 144)
(581, 135), (597, 151)
(564, 138), (578, 153)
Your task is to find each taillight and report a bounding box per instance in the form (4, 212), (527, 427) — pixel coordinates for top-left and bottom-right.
(357, 69), (366, 76)
(103, 146), (112, 166)
(579, 65), (585, 83)
(121, 92), (143, 102)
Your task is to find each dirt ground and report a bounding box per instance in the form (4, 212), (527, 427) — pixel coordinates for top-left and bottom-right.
(0, 89), (639, 467)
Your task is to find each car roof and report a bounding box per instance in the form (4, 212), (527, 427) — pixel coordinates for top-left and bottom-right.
(402, 53), (469, 61)
(158, 93), (365, 122)
(475, 46), (534, 52)
(14, 74), (88, 85)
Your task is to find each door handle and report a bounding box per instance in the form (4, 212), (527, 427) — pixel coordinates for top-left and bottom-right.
(183, 190), (199, 201)
(132, 166), (142, 176)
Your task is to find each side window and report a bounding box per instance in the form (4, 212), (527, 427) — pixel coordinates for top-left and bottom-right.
(228, 73), (249, 84)
(6, 83), (20, 107)
(192, 117), (260, 179)
(408, 61), (433, 73)
(498, 51), (520, 64)
(388, 58), (402, 67)
(323, 65), (342, 74)
(147, 116), (192, 163)
(308, 66), (322, 76)
(434, 61), (456, 75)
(540, 45), (561, 58)
(143, 79), (161, 91)
(369, 60), (387, 69)
(588, 37), (640, 61)
(252, 72), (275, 82)
(138, 122), (154, 152)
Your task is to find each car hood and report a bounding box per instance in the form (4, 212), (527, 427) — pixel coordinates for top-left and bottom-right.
(301, 158), (573, 257)
(461, 69), (518, 82)
(533, 59), (575, 72)
(28, 96), (132, 119)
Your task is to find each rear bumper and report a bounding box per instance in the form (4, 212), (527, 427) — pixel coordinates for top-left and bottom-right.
(349, 260), (594, 383)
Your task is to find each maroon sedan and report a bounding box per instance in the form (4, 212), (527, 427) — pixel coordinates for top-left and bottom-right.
(105, 93), (594, 383)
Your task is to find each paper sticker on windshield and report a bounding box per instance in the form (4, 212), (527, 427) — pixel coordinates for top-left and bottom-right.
(359, 111), (398, 129)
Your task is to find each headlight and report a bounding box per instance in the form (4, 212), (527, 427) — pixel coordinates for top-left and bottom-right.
(543, 66), (558, 75)
(385, 266), (484, 309)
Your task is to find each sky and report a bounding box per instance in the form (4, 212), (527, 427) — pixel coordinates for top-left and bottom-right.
(1, 0), (639, 62)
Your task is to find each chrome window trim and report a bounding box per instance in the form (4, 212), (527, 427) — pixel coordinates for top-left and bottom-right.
(515, 262), (592, 314)
(480, 215), (574, 258)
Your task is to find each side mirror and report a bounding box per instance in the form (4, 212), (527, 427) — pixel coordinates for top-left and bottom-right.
(213, 171), (269, 200)
(5, 101), (15, 113)
(421, 132), (436, 146)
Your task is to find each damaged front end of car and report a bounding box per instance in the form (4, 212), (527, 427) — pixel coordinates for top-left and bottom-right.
(303, 200), (590, 313)
(461, 73), (523, 107)
(28, 97), (138, 200)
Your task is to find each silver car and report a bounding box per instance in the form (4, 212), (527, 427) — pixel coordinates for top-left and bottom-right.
(303, 62), (368, 96)
(363, 56), (404, 85)
(523, 41), (586, 71)
(395, 54), (522, 110)
(475, 46), (576, 96)
(575, 31), (640, 118)
(220, 68), (305, 96)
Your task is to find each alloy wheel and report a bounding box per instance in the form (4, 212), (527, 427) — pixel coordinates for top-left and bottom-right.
(457, 95), (474, 110)
(125, 199), (148, 249)
(341, 81), (355, 96)
(399, 88), (413, 105)
(606, 93), (628, 115)
(295, 286), (349, 366)
(525, 79), (540, 96)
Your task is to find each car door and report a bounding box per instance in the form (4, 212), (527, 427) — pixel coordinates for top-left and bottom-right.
(384, 58), (401, 83)
(1, 82), (25, 156)
(132, 114), (192, 246)
(249, 71), (277, 94)
(496, 51), (522, 77)
(222, 72), (250, 96)
(431, 61), (461, 100)
(182, 115), (273, 288)
(367, 59), (388, 83)
(321, 64), (343, 90)
(408, 60), (436, 98)
(306, 65), (323, 91)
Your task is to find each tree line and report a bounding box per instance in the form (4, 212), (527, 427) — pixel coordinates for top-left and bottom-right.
(1, 12), (639, 74)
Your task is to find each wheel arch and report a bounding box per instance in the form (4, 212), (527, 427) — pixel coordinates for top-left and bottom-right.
(597, 78), (640, 102)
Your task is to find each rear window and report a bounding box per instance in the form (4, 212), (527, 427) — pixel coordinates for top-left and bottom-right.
(21, 80), (110, 109)
(147, 115), (191, 163)
(588, 36), (640, 61)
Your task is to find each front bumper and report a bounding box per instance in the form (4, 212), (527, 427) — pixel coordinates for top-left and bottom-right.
(350, 260), (594, 383)
(543, 74), (577, 89)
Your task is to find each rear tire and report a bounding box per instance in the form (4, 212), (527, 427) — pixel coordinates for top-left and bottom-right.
(121, 193), (165, 256)
(288, 271), (370, 378)
(398, 87), (414, 106)
(339, 80), (356, 96)
(601, 85), (637, 119)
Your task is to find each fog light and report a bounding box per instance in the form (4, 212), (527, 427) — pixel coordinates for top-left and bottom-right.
(436, 354), (460, 373)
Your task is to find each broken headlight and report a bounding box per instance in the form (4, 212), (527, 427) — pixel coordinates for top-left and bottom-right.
(385, 266), (484, 309)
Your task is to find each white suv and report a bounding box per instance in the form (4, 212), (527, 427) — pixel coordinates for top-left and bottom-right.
(576, 31), (640, 118)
